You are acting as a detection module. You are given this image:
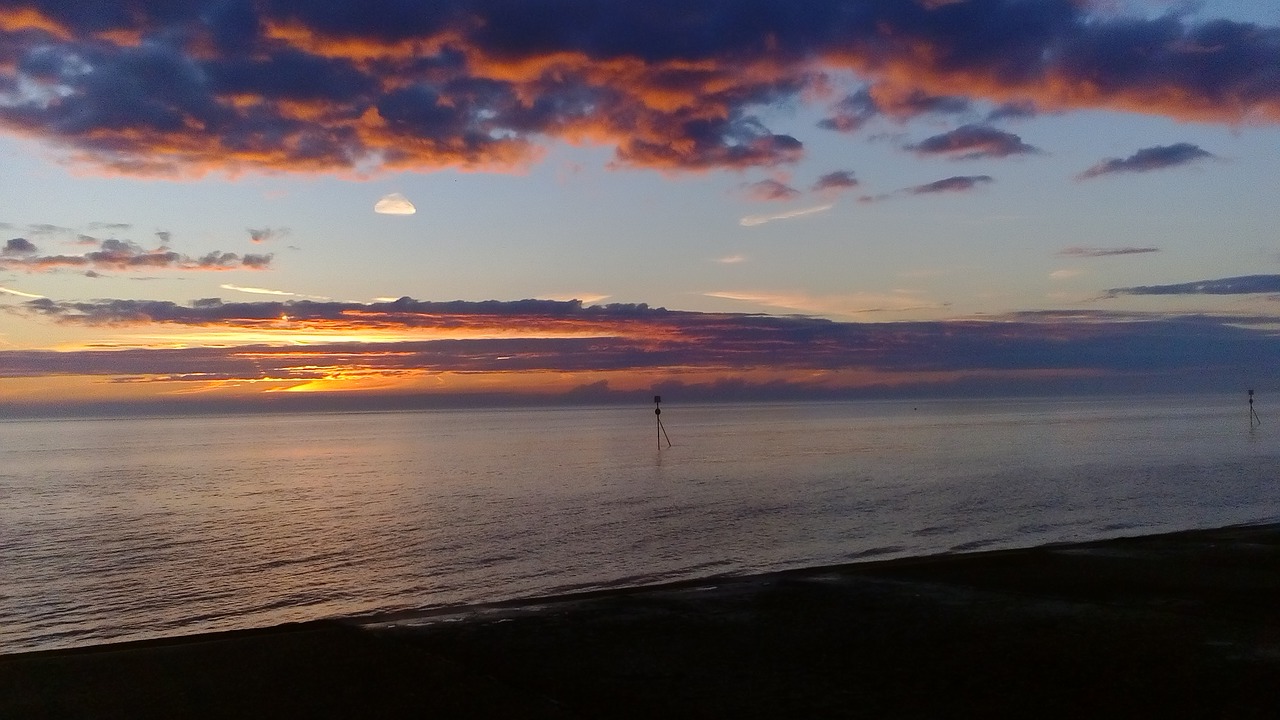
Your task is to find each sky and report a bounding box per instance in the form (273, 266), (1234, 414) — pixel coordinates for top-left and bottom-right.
(2, 0), (1280, 413)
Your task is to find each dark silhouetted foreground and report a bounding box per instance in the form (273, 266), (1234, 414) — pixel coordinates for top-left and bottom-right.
(3, 524), (1279, 718)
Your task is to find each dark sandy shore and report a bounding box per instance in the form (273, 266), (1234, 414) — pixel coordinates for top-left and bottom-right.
(4, 523), (1279, 718)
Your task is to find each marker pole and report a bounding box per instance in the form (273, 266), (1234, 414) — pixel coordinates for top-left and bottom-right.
(654, 395), (671, 449)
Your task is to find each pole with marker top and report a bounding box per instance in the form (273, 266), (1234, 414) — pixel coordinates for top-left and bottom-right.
(655, 395), (671, 449)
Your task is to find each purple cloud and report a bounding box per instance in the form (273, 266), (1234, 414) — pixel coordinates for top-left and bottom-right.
(248, 227), (289, 244)
(3, 238), (38, 256)
(811, 171), (859, 193)
(1104, 275), (1280, 298)
(1077, 143), (1216, 180)
(906, 124), (1041, 160)
(908, 175), (994, 195)
(819, 85), (972, 133)
(743, 179), (801, 202)
(0, 237), (272, 272)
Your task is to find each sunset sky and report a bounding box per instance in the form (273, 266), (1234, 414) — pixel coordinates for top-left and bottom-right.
(3, 0), (1280, 412)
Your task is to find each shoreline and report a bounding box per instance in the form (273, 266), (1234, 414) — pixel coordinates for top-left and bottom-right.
(4, 521), (1280, 717)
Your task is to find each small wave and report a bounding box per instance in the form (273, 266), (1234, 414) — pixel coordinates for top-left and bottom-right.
(844, 545), (904, 560)
(949, 538), (998, 552)
(914, 524), (958, 537)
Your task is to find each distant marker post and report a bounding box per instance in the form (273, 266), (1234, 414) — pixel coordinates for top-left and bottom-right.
(1249, 388), (1261, 428)
(654, 395), (671, 449)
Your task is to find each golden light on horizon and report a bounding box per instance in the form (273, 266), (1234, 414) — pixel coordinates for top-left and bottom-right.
(50, 323), (626, 351)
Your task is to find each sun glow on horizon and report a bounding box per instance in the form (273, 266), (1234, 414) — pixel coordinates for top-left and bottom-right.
(48, 324), (628, 350)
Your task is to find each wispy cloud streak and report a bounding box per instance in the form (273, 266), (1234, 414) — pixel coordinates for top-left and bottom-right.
(740, 204), (833, 227)
(0, 285), (44, 299)
(1060, 246), (1160, 258)
(221, 284), (330, 300)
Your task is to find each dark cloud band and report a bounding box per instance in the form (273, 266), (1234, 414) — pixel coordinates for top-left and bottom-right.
(0, 2), (1275, 176)
(1106, 275), (1280, 297)
(0, 237), (271, 272)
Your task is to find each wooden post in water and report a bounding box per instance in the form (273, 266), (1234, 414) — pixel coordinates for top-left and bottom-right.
(655, 395), (672, 449)
(1250, 388), (1261, 428)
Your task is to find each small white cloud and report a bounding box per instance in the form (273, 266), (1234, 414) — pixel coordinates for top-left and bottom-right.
(220, 284), (331, 300)
(221, 283), (293, 296)
(705, 289), (946, 317)
(716, 255), (748, 264)
(740, 203), (833, 227)
(1050, 269), (1083, 279)
(0, 285), (44, 299)
(374, 192), (417, 215)
(542, 293), (611, 305)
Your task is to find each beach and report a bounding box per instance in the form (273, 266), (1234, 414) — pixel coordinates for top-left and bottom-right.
(3, 522), (1278, 718)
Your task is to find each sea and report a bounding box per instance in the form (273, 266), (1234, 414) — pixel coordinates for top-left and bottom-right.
(2, 394), (1278, 654)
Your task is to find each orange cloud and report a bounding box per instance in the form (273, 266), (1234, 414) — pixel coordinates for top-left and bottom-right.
(0, 7), (70, 39)
(0, 1), (1276, 179)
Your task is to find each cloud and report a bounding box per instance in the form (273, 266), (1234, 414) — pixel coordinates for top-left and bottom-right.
(374, 193), (416, 215)
(0, 285), (44, 299)
(811, 171), (859, 193)
(1, 2), (1277, 177)
(3, 238), (38, 255)
(1059, 246), (1160, 257)
(715, 255), (748, 264)
(221, 284), (330, 300)
(0, 237), (272, 272)
(743, 179), (800, 202)
(248, 227), (289, 243)
(24, 224), (72, 236)
(1104, 275), (1280, 298)
(705, 290), (946, 316)
(10, 297), (1280, 408)
(987, 101), (1039, 122)
(740, 204), (833, 227)
(858, 175), (995, 203)
(905, 124), (1041, 160)
(819, 85), (972, 133)
(21, 296), (667, 331)
(540, 293), (612, 305)
(1077, 143), (1216, 180)
(908, 175), (994, 195)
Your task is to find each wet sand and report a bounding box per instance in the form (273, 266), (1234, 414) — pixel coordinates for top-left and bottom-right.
(3, 523), (1279, 718)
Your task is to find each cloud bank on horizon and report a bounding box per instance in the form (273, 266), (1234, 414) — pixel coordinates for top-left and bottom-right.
(4, 296), (1278, 408)
(0, 1), (1276, 178)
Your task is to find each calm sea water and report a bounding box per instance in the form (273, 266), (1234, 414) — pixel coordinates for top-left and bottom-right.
(2, 395), (1278, 653)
